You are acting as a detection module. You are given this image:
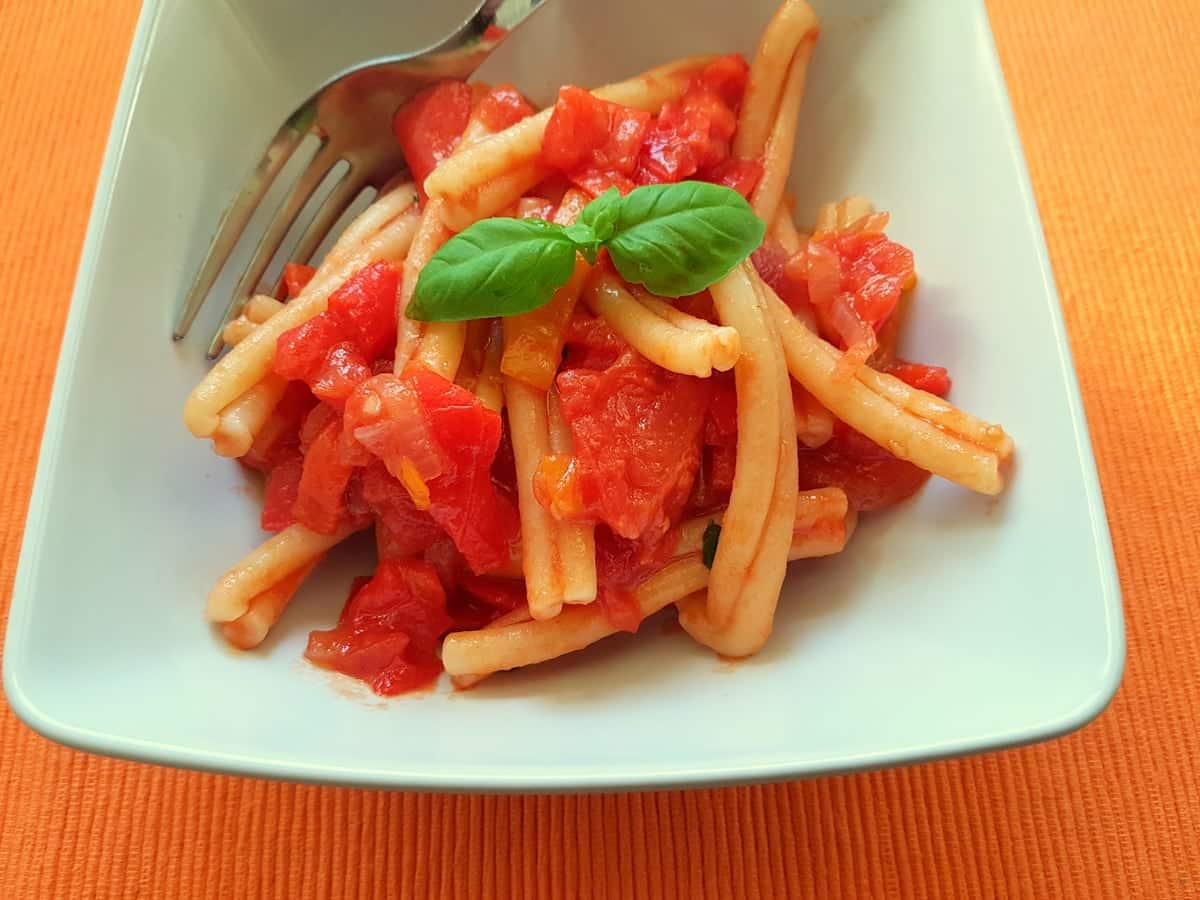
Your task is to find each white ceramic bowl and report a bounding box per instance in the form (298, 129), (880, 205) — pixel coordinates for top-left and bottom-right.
(3, 0), (1122, 790)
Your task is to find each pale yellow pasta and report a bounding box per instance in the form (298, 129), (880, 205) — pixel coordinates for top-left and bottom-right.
(750, 35), (817, 223)
(764, 284), (1012, 493)
(547, 388), (597, 605)
(244, 294), (285, 323)
(770, 205), (804, 255)
(442, 561), (710, 678)
(220, 317), (257, 347)
(220, 560), (319, 650)
(668, 487), (852, 560)
(502, 375), (565, 620)
(734, 0), (820, 160)
(184, 199), (420, 437)
(705, 263), (781, 628)
(207, 523), (364, 623)
(583, 270), (741, 377)
(679, 300), (797, 656)
(793, 385), (834, 448)
(473, 320), (506, 413)
(210, 374), (288, 458)
(396, 198), (452, 371)
(415, 322), (468, 380)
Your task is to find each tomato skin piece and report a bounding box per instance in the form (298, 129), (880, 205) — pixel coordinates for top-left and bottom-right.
(305, 559), (452, 696)
(292, 417), (356, 534)
(476, 83), (534, 132)
(282, 262), (316, 299)
(555, 351), (711, 542)
(260, 452), (304, 532)
(392, 81), (473, 191)
(796, 424), (931, 511)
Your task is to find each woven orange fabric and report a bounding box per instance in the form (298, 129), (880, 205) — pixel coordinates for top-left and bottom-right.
(1, 1), (1197, 897)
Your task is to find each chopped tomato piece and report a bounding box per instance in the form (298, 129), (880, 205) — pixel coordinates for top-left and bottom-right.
(359, 461), (443, 559)
(305, 559), (452, 695)
(696, 54), (750, 110)
(476, 83), (534, 132)
(324, 260), (399, 361)
(554, 351), (711, 541)
(562, 308), (628, 370)
(708, 442), (738, 497)
(345, 370), (518, 573)
(407, 367), (520, 573)
(700, 157), (762, 198)
(796, 423), (931, 511)
(753, 239), (812, 311)
(311, 342), (371, 408)
(885, 359), (952, 397)
(392, 80), (473, 191)
(274, 315), (346, 382)
(634, 58), (745, 186)
(542, 86), (651, 193)
(274, 261), (400, 388)
(260, 452), (304, 532)
(298, 402), (339, 452)
(796, 228), (916, 354)
(344, 374), (445, 483)
(692, 376), (738, 508)
(282, 262), (316, 299)
(292, 417), (355, 534)
(458, 576), (526, 613)
(491, 423), (518, 499)
(594, 527), (646, 633)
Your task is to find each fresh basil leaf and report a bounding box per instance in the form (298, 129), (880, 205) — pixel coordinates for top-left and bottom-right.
(605, 181), (765, 297)
(562, 221), (601, 264)
(407, 218), (578, 321)
(701, 520), (722, 569)
(578, 187), (621, 243)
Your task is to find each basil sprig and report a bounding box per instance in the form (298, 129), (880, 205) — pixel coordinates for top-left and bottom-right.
(407, 181), (765, 322)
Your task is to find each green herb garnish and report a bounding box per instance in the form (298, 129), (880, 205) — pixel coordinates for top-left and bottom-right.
(407, 181), (765, 322)
(701, 520), (722, 569)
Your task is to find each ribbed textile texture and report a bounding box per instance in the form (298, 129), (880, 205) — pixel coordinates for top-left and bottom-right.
(0, 1), (1197, 897)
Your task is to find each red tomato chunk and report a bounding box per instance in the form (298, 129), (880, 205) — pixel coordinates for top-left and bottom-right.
(391, 80), (473, 192)
(542, 86), (651, 196)
(344, 369), (519, 574)
(796, 424), (931, 512)
(273, 261), (399, 406)
(305, 559), (452, 696)
(554, 351), (711, 542)
(282, 262), (316, 299)
(476, 83), (534, 132)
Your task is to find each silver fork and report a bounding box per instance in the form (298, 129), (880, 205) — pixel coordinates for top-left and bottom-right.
(173, 0), (547, 358)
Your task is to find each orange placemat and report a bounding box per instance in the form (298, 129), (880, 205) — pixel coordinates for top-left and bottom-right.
(1, 1), (1197, 897)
